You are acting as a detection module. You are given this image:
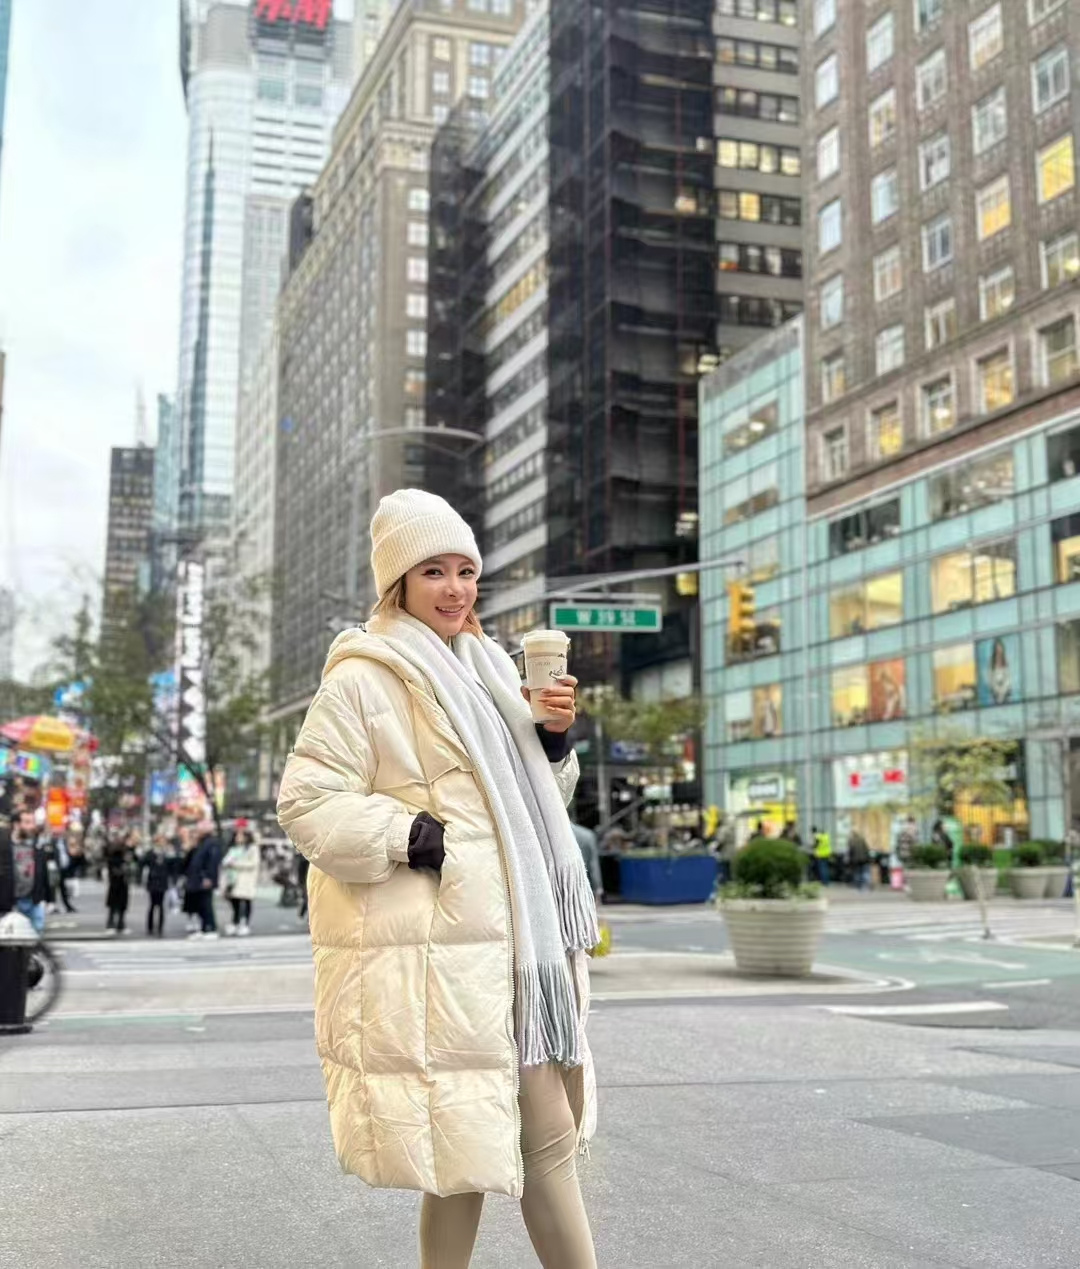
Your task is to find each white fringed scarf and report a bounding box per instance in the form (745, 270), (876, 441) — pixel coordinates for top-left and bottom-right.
(372, 612), (599, 1066)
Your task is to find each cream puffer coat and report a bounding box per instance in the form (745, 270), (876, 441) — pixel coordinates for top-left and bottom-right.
(277, 627), (596, 1198)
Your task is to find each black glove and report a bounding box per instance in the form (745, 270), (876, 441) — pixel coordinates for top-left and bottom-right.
(408, 813), (445, 874)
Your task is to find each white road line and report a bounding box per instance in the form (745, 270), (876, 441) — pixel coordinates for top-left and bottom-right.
(825, 1001), (1009, 1017)
(981, 978), (1053, 990)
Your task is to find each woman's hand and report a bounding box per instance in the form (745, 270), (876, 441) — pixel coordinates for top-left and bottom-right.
(521, 675), (578, 734)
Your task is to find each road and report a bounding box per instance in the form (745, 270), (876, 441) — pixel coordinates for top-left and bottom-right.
(5, 891), (1080, 1266)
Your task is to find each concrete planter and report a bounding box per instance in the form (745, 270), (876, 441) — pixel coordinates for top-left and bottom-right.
(907, 869), (949, 902)
(958, 866), (999, 902)
(719, 896), (828, 977)
(1044, 866), (1070, 899)
(1010, 867), (1055, 900)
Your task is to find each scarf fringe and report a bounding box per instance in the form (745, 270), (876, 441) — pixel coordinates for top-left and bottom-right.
(554, 864), (601, 953)
(517, 959), (582, 1067)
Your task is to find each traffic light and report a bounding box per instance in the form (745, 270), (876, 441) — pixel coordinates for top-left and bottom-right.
(727, 580), (757, 652)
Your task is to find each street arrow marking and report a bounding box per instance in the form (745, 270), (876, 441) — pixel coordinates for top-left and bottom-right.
(875, 948), (1028, 970)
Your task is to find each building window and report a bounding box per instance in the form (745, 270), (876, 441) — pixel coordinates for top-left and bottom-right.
(432, 70), (450, 95)
(822, 354), (846, 404)
(406, 330), (427, 358)
(972, 87), (1007, 155)
(821, 427), (848, 481)
(930, 448), (1015, 520)
(919, 132), (950, 190)
(1038, 135), (1076, 204)
(831, 666), (869, 728)
(1054, 513), (1080, 583)
(725, 687), (783, 742)
(816, 54), (839, 108)
(1048, 423), (1080, 481)
(433, 36), (451, 60)
(832, 661), (907, 726)
(405, 369), (426, 397)
(829, 572), (903, 638)
(979, 266), (1015, 321)
(874, 246), (903, 302)
(817, 127), (840, 180)
(470, 41), (491, 67)
(407, 188), (430, 212)
(976, 176), (1011, 241)
(433, 104), (449, 124)
(819, 199), (842, 253)
(922, 214), (953, 271)
(869, 88), (897, 148)
(407, 256), (428, 282)
(925, 298), (957, 349)
(727, 598), (782, 665)
(1042, 231), (1080, 288)
(969, 4), (1003, 71)
(829, 500), (901, 556)
(407, 222), (429, 248)
(406, 293), (428, 319)
(467, 76), (490, 100)
(933, 644), (978, 714)
(1030, 0), (1066, 23)
(723, 463), (780, 524)
(977, 348), (1014, 412)
(921, 376), (956, 435)
(871, 169), (899, 224)
(1059, 620), (1080, 694)
(820, 275), (844, 330)
(1033, 46), (1070, 113)
(875, 325), (905, 375)
(869, 402), (903, 460)
(867, 13), (894, 72)
(1040, 316), (1079, 386)
(717, 140), (801, 174)
(916, 48), (947, 110)
(257, 77), (287, 103)
(916, 0), (944, 32)
(931, 540), (1017, 613)
(814, 0), (836, 38)
(723, 401), (780, 455)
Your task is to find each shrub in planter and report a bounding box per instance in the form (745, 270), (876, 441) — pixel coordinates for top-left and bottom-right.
(957, 843), (998, 901)
(907, 842), (950, 901)
(1010, 841), (1054, 899)
(1030, 840), (1070, 897)
(719, 839), (824, 977)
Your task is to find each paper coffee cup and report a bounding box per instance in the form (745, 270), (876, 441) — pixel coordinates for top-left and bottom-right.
(521, 630), (571, 724)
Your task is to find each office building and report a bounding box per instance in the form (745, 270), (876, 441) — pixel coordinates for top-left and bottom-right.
(151, 394), (181, 591)
(271, 0), (526, 732)
(702, 315), (1080, 852)
(426, 3), (549, 649)
(0, 0), (11, 199)
(101, 447), (156, 652)
(175, 0), (351, 543)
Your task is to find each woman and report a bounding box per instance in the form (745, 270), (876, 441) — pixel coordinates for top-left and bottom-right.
(221, 821), (260, 936)
(278, 489), (599, 1269)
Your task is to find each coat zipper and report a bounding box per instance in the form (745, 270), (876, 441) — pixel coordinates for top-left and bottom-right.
(406, 680), (525, 1196)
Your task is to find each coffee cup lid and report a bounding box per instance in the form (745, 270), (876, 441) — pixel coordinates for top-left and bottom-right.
(520, 629), (570, 648)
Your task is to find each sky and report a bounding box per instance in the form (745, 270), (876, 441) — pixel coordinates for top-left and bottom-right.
(0, 1), (188, 678)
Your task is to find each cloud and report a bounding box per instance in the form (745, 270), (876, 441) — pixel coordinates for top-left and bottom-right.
(0, 0), (187, 676)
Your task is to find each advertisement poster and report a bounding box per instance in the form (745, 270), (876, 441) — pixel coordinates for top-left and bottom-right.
(976, 634), (1020, 706)
(869, 659), (906, 721)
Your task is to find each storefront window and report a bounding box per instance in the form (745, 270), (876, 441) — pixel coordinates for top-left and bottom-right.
(931, 540), (1016, 612)
(723, 400), (779, 455)
(933, 643), (977, 713)
(831, 666), (869, 727)
(829, 572), (903, 637)
(1052, 513), (1080, 584)
(929, 449), (1015, 520)
(828, 499), (901, 557)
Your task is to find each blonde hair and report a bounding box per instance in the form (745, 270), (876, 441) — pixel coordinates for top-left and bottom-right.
(373, 575), (484, 637)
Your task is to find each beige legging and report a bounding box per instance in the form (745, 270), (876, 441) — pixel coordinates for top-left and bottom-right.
(419, 1062), (597, 1269)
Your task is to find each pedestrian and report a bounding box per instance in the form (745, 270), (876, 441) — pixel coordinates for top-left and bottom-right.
(780, 819), (802, 849)
(278, 489), (599, 1269)
(144, 837), (171, 937)
(186, 820), (222, 939)
(295, 850), (309, 921)
(571, 820), (603, 903)
(812, 825), (832, 886)
(51, 830), (77, 913)
(222, 821), (260, 936)
(105, 840), (132, 935)
(716, 815), (738, 885)
(0, 807), (49, 934)
(931, 818), (952, 853)
(847, 827), (872, 892)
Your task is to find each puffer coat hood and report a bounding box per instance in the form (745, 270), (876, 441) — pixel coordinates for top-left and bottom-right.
(277, 623), (594, 1198)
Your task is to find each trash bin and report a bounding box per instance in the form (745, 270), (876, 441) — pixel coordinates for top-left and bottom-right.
(0, 911), (36, 1035)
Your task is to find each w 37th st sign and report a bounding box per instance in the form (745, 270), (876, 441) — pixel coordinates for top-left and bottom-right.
(253, 0), (332, 30)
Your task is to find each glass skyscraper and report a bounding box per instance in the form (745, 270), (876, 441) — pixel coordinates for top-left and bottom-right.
(0, 0), (12, 198)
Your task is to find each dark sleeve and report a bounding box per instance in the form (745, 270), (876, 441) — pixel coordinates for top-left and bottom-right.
(407, 813), (445, 873)
(534, 723), (571, 764)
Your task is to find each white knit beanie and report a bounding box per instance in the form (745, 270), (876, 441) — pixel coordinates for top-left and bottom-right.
(370, 489), (482, 598)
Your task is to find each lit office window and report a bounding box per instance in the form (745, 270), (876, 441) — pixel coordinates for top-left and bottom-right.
(869, 402), (903, 460)
(1042, 231), (1080, 288)
(1038, 135), (1076, 203)
(977, 348), (1014, 411)
(1040, 316), (1079, 386)
(979, 267), (1015, 321)
(969, 5), (1003, 71)
(874, 246), (903, 302)
(976, 175), (1011, 240)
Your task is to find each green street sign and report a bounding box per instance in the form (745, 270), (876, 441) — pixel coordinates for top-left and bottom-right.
(549, 604), (663, 633)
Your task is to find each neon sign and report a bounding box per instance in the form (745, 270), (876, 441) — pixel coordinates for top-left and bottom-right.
(253, 0), (332, 30)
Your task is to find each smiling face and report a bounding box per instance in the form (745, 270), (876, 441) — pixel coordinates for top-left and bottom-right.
(403, 554), (479, 640)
